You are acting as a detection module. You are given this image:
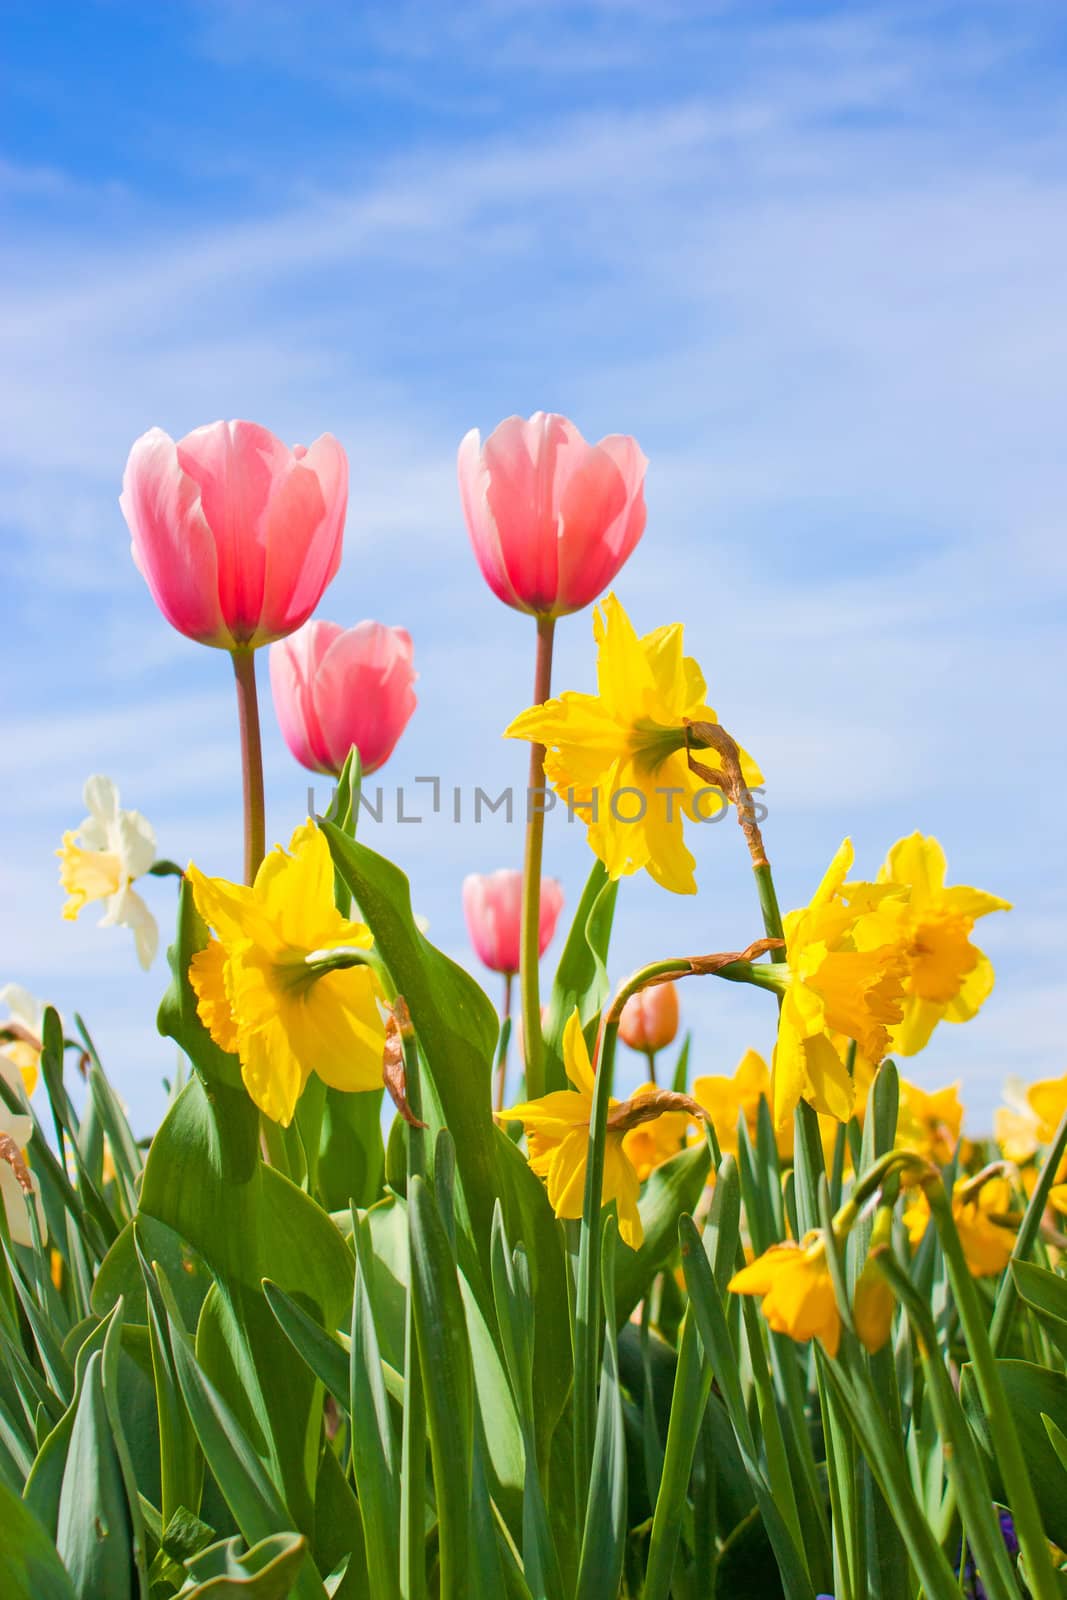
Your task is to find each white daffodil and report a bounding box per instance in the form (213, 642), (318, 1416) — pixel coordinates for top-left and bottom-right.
(0, 1101), (46, 1248)
(57, 775), (158, 970)
(0, 983), (47, 1100)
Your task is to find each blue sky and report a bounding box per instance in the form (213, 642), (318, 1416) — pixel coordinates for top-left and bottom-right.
(3, 0), (1065, 1135)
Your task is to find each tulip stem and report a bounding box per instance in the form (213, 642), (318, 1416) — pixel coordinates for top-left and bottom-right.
(519, 614), (556, 1102)
(231, 648), (266, 885)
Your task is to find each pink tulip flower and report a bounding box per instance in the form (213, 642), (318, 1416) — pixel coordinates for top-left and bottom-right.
(269, 619), (417, 777)
(619, 981), (680, 1055)
(458, 412), (647, 617)
(463, 869), (564, 976)
(120, 420), (347, 649)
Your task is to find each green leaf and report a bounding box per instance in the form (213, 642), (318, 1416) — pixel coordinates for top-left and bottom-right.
(962, 1358), (1067, 1549)
(157, 880), (243, 1090)
(55, 1350), (134, 1600)
(348, 1211), (401, 1600)
(614, 1144), (709, 1324)
(408, 1174), (474, 1598)
(178, 1532), (308, 1598)
(261, 1280), (348, 1410)
(0, 1477), (78, 1600)
(156, 1264), (324, 1600)
(315, 1089), (385, 1212)
(575, 1218), (627, 1600)
(542, 860), (618, 1094)
(24, 1314), (111, 1537)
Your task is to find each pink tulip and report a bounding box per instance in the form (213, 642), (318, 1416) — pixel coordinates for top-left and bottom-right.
(618, 981), (679, 1054)
(463, 870), (564, 976)
(458, 412), (647, 617)
(120, 420), (347, 649)
(269, 619), (417, 777)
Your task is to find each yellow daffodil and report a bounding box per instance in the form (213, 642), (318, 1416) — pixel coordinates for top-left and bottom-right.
(1026, 1070), (1067, 1143)
(187, 821), (386, 1127)
(771, 840), (907, 1131)
(904, 1175), (1015, 1276)
(503, 1010), (702, 1247)
(896, 1079), (965, 1166)
(504, 593), (761, 894)
(57, 775), (158, 969)
(503, 1010), (643, 1246)
(852, 1207), (896, 1353)
(729, 1233), (841, 1355)
(622, 1082), (690, 1179)
(0, 984), (48, 1099)
(874, 834), (1010, 1056)
(693, 1048), (794, 1160)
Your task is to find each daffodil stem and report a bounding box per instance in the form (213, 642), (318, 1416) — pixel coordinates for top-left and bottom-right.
(231, 648), (266, 885)
(519, 614), (556, 1103)
(753, 861), (787, 959)
(574, 1013), (619, 1524)
(925, 1177), (1062, 1600)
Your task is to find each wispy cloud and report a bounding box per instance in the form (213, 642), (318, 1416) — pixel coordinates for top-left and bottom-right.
(3, 1), (1064, 1129)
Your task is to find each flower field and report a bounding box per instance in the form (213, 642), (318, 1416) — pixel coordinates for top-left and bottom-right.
(2, 412), (1066, 1600)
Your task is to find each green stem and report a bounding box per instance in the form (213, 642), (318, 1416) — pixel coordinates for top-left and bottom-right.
(231, 647), (266, 885)
(519, 614), (556, 1102)
(753, 860), (787, 955)
(573, 1014), (619, 1523)
(926, 1179), (1061, 1600)
(495, 973), (513, 1116)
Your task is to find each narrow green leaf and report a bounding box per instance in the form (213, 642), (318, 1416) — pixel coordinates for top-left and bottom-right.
(408, 1175), (474, 1599)
(349, 1210), (401, 1600)
(575, 1218), (626, 1600)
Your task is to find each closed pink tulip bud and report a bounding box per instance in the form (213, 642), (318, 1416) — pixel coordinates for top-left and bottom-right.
(619, 981), (679, 1054)
(269, 619), (416, 776)
(120, 420), (347, 649)
(458, 412), (647, 617)
(463, 870), (564, 976)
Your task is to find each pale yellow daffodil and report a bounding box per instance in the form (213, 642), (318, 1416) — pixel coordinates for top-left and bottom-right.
(57, 775), (158, 969)
(0, 1101), (46, 1248)
(0, 984), (48, 1099)
(505, 593), (761, 895)
(187, 821), (386, 1127)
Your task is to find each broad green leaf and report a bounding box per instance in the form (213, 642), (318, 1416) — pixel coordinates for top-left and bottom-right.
(962, 1358), (1067, 1549)
(24, 1314), (111, 1536)
(55, 1350), (134, 1600)
(0, 1477), (77, 1600)
(157, 1265), (324, 1600)
(178, 1532), (308, 1597)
